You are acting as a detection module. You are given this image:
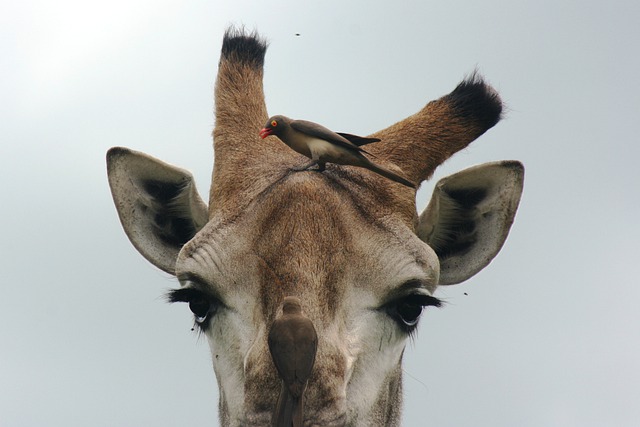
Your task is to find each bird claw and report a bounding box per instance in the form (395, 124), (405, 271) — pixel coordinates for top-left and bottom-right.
(292, 161), (320, 172)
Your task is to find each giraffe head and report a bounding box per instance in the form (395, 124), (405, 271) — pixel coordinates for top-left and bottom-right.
(107, 28), (524, 426)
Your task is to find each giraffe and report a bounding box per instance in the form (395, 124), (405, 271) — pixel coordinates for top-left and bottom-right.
(107, 28), (524, 426)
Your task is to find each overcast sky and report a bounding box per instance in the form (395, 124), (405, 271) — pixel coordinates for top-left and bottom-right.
(2, 0), (639, 426)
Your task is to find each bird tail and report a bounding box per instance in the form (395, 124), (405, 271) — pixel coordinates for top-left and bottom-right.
(292, 394), (304, 427)
(364, 160), (416, 188)
(274, 387), (302, 427)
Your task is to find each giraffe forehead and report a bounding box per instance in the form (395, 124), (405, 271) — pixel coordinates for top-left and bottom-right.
(177, 174), (437, 323)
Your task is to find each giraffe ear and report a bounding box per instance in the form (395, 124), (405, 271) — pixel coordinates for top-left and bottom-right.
(417, 161), (524, 286)
(107, 147), (208, 275)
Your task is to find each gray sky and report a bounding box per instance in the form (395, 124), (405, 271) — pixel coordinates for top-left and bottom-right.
(2, 0), (639, 426)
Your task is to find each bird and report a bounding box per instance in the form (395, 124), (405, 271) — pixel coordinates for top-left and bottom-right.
(259, 115), (415, 187)
(268, 296), (318, 427)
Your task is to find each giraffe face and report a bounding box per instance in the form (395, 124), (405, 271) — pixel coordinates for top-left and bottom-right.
(169, 175), (441, 425)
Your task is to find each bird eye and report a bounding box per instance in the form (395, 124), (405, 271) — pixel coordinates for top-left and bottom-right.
(385, 294), (442, 334)
(271, 120), (278, 127)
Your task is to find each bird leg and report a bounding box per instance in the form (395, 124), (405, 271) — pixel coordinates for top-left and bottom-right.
(291, 160), (316, 171)
(291, 160), (325, 172)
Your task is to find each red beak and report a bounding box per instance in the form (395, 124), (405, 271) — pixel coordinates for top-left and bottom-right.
(259, 127), (272, 139)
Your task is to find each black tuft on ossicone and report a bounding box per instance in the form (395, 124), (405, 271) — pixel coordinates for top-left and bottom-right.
(446, 71), (503, 131)
(221, 26), (268, 68)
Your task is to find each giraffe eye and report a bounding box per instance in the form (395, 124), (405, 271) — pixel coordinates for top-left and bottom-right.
(166, 287), (221, 330)
(396, 299), (424, 326)
(188, 297), (211, 323)
(385, 293), (442, 334)
(271, 120), (278, 127)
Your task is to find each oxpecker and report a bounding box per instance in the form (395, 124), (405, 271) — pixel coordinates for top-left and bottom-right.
(259, 115), (415, 187)
(268, 296), (318, 427)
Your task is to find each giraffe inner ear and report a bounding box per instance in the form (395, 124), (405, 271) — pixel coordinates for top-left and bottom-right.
(107, 147), (208, 274)
(417, 161), (524, 285)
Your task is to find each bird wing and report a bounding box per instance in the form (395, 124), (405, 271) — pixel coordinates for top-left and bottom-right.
(336, 132), (381, 146)
(290, 120), (372, 155)
(290, 319), (317, 395)
(268, 323), (296, 387)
